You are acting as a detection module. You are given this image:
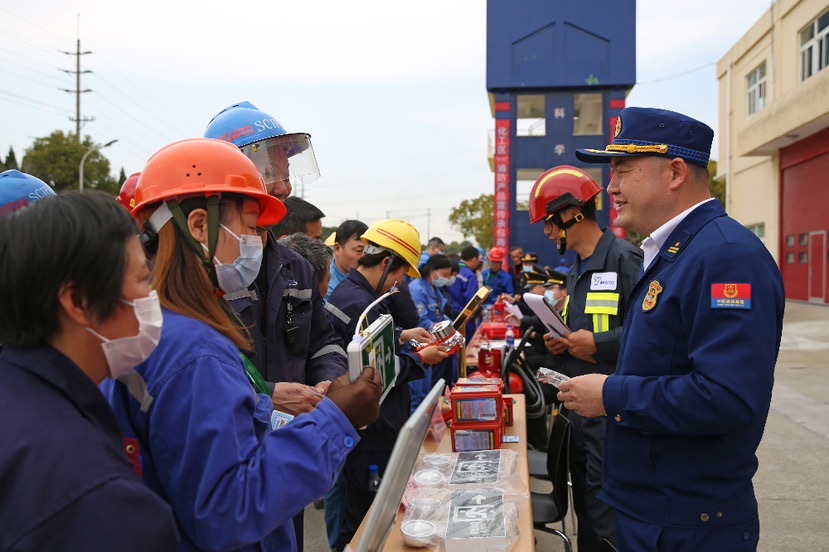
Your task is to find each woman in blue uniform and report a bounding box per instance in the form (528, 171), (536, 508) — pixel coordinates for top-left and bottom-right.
(409, 254), (456, 406)
(103, 138), (381, 552)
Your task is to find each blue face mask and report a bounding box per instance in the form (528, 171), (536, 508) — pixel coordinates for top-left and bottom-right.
(523, 265), (533, 272)
(202, 225), (263, 294)
(434, 276), (451, 288)
(544, 290), (560, 304)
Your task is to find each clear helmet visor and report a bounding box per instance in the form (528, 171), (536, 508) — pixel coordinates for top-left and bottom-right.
(240, 133), (320, 194)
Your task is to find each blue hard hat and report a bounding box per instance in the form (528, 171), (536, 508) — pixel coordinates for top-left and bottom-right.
(204, 101), (288, 148)
(0, 170), (56, 217)
(204, 101), (320, 190)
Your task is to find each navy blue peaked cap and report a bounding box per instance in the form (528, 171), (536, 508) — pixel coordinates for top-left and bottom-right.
(575, 107), (714, 167)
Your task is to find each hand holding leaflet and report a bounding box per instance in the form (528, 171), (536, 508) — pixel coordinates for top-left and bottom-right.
(503, 301), (523, 321)
(522, 293), (571, 337)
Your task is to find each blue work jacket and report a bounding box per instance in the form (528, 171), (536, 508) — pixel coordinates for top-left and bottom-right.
(326, 260), (348, 301)
(103, 309), (358, 551)
(481, 269), (514, 305)
(409, 277), (450, 331)
(600, 200), (785, 530)
(0, 345), (178, 551)
(226, 234), (347, 391)
(448, 264), (479, 314)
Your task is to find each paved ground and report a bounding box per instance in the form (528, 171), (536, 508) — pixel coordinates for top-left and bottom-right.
(303, 300), (829, 551)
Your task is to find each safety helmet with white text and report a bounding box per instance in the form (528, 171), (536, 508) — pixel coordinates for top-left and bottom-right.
(204, 101), (320, 192)
(528, 165), (601, 224)
(361, 219), (422, 278)
(0, 170), (55, 217)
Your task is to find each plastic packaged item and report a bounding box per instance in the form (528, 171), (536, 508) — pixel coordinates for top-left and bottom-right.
(368, 464), (381, 493)
(399, 487), (524, 552)
(505, 324), (515, 348)
(400, 519), (437, 547)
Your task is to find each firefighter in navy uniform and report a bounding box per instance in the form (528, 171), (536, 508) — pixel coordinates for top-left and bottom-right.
(529, 165), (642, 552)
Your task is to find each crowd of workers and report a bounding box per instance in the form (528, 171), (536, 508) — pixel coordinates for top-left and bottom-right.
(0, 104), (784, 552)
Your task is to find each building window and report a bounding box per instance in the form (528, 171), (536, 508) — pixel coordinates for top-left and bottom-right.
(573, 93), (603, 136)
(786, 235), (796, 247)
(747, 63), (766, 115)
(800, 10), (829, 81)
(800, 233), (809, 246)
(515, 168), (545, 211)
(746, 223), (765, 241)
(786, 252), (796, 264)
(516, 95), (546, 137)
(800, 252), (809, 264)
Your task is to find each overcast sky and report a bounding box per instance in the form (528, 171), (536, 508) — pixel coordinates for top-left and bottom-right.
(1, 0), (773, 242)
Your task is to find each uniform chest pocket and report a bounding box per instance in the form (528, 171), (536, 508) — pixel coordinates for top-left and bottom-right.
(584, 292), (619, 333)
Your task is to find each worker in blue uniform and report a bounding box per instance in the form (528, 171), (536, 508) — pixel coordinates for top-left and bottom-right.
(103, 138), (382, 552)
(530, 165), (642, 552)
(559, 107), (786, 551)
(482, 246), (514, 306)
(409, 254), (456, 400)
(449, 245), (483, 338)
(205, 102), (350, 548)
(325, 219), (448, 550)
(0, 191), (179, 550)
(205, 101), (347, 411)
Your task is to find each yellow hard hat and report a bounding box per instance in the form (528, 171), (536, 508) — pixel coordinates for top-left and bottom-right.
(323, 231), (336, 247)
(361, 219), (422, 278)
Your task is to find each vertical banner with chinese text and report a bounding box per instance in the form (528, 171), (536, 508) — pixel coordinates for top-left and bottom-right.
(493, 118), (511, 256)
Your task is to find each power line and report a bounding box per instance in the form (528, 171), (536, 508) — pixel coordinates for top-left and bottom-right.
(636, 62), (716, 85)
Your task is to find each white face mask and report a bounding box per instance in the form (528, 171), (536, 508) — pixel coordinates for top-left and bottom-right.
(86, 290), (163, 379)
(202, 224), (264, 294)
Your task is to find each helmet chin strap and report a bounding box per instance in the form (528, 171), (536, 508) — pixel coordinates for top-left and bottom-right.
(375, 253), (397, 295)
(550, 210), (585, 256)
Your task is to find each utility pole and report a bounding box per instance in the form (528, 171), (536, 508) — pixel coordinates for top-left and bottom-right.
(427, 208), (431, 239)
(60, 16), (93, 144)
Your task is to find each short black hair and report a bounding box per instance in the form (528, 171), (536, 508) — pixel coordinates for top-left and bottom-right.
(358, 250), (410, 273)
(427, 237), (445, 248)
(0, 192), (139, 346)
(460, 245), (480, 261)
(420, 253), (452, 277)
(335, 219), (368, 247)
(579, 197), (597, 221)
(271, 196), (325, 237)
(279, 232), (333, 284)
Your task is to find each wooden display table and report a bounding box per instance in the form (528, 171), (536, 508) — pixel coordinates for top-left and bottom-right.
(349, 394), (535, 551)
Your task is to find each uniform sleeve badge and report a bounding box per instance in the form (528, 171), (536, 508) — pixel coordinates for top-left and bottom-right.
(711, 283), (752, 309)
(642, 280), (663, 312)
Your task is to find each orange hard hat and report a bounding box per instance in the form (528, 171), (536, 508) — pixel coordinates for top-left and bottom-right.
(116, 172), (141, 211)
(132, 138), (286, 227)
(488, 247), (505, 262)
(528, 165), (601, 224)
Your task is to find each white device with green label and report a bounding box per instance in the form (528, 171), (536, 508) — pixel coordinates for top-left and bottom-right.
(348, 312), (399, 403)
